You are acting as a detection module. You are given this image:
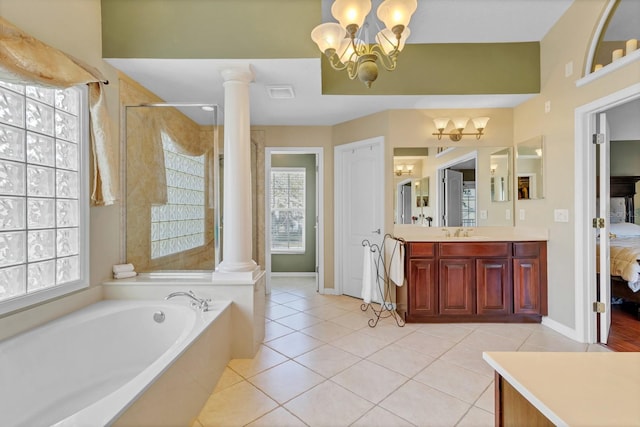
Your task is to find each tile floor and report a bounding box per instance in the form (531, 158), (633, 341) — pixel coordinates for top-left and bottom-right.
(194, 277), (609, 427)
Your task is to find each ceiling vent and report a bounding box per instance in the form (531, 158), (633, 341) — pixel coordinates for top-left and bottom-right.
(266, 85), (295, 99)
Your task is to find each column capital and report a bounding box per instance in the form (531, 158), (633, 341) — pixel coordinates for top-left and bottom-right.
(220, 64), (255, 84)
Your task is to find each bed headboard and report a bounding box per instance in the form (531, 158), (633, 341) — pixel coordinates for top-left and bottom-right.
(610, 176), (640, 223)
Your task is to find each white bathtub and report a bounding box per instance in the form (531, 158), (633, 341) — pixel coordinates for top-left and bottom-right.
(0, 298), (231, 427)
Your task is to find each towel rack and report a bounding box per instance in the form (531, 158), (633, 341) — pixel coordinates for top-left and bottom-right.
(360, 233), (406, 328)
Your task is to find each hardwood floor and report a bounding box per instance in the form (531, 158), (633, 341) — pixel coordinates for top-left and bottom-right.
(605, 302), (640, 352)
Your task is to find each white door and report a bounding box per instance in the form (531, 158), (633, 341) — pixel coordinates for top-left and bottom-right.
(444, 169), (463, 227)
(597, 112), (611, 343)
(336, 138), (384, 299)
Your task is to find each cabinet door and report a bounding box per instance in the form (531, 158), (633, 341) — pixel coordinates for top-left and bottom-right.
(409, 259), (437, 316)
(513, 258), (540, 314)
(476, 259), (511, 315)
(439, 259), (474, 315)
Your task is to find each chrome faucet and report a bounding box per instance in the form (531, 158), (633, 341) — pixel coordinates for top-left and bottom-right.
(454, 228), (464, 237)
(165, 290), (211, 312)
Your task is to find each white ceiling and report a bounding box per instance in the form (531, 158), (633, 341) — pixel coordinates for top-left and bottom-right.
(106, 0), (575, 127)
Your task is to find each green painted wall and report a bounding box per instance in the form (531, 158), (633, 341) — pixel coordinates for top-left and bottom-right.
(271, 153), (316, 273)
(101, 0), (321, 58)
(610, 140), (640, 176)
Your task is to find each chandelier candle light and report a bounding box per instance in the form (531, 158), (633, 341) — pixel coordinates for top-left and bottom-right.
(432, 117), (490, 141)
(311, 0), (417, 87)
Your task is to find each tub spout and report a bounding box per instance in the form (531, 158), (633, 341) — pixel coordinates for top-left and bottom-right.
(165, 290), (211, 312)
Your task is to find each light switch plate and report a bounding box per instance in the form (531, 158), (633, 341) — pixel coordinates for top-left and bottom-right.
(505, 209), (511, 220)
(519, 209), (526, 220)
(554, 209), (569, 222)
(544, 101), (551, 113)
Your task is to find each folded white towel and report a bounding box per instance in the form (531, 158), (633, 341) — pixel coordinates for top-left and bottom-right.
(113, 271), (137, 279)
(386, 239), (405, 287)
(113, 263), (135, 274)
(361, 246), (374, 304)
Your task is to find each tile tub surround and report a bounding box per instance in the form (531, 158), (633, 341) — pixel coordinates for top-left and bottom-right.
(193, 277), (607, 427)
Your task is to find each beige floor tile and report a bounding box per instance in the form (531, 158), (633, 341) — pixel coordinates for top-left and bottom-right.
(275, 312), (323, 330)
(439, 343), (496, 377)
(331, 359), (408, 404)
(394, 331), (457, 358)
(228, 345), (288, 379)
(294, 344), (361, 378)
(245, 407), (307, 427)
(305, 304), (350, 320)
(283, 297), (327, 311)
(474, 383), (495, 414)
(300, 320), (353, 342)
(522, 330), (589, 352)
(284, 381), (374, 427)
(350, 406), (415, 427)
(414, 323), (474, 342)
(457, 330), (523, 351)
(379, 380), (470, 427)
(212, 367), (244, 394)
(265, 304), (300, 320)
(265, 331), (324, 358)
(358, 321), (416, 342)
(331, 330), (389, 358)
(329, 310), (372, 330)
(267, 291), (302, 304)
(474, 323), (535, 343)
(198, 381), (277, 427)
(588, 343), (613, 352)
(264, 321), (295, 342)
(456, 406), (494, 427)
(367, 345), (435, 378)
(413, 359), (493, 404)
(249, 360), (325, 404)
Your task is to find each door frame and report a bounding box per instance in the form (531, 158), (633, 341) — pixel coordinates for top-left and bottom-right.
(334, 136), (385, 296)
(436, 151), (478, 227)
(265, 147), (324, 295)
(396, 178), (412, 224)
(574, 82), (640, 343)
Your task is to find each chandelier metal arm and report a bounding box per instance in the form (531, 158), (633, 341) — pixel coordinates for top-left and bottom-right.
(432, 129), (486, 141)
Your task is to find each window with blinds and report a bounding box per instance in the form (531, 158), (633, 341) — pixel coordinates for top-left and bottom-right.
(270, 168), (305, 253)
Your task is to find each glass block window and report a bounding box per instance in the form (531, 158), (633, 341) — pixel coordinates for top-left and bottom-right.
(271, 168), (305, 253)
(150, 132), (205, 259)
(0, 81), (87, 312)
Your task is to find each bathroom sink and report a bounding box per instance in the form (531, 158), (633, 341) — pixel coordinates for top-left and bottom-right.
(444, 235), (491, 241)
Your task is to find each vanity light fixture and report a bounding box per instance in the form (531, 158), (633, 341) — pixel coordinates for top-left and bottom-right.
(310, 0), (417, 88)
(395, 164), (414, 176)
(432, 117), (490, 141)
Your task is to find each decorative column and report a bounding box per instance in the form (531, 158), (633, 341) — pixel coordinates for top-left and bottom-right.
(217, 65), (258, 273)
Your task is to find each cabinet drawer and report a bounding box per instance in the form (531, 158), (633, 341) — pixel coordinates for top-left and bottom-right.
(440, 242), (509, 257)
(513, 242), (541, 257)
(409, 242), (435, 257)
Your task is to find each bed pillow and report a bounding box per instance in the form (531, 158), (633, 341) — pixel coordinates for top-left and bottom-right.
(609, 222), (640, 237)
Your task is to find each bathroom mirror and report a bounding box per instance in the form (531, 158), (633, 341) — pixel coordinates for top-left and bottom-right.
(516, 136), (544, 200)
(123, 103), (220, 272)
(394, 146), (515, 226)
(490, 147), (511, 202)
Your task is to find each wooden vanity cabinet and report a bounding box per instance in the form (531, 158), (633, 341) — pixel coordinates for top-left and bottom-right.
(399, 241), (546, 323)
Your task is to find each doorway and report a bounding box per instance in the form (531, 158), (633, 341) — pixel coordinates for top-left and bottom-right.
(334, 137), (384, 299)
(437, 152), (478, 227)
(575, 82), (640, 344)
(265, 148), (324, 295)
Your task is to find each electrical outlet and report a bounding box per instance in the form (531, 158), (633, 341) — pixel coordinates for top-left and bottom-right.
(480, 210), (488, 220)
(565, 61), (573, 77)
(554, 209), (569, 222)
(544, 101), (551, 113)
(519, 209), (526, 220)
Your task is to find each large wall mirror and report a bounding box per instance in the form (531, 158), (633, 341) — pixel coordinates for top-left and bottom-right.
(516, 136), (544, 200)
(124, 103), (220, 272)
(394, 146), (514, 227)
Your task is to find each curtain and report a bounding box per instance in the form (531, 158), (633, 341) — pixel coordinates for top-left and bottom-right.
(0, 17), (118, 205)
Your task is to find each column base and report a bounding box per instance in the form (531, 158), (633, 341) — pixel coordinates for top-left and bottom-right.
(212, 263), (261, 284)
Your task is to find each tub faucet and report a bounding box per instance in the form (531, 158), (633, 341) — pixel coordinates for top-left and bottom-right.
(165, 290), (211, 312)
(454, 228), (464, 237)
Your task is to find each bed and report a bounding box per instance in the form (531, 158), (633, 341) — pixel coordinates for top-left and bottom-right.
(606, 176), (640, 304)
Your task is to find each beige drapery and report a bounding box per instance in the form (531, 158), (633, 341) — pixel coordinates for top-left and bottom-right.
(0, 17), (118, 205)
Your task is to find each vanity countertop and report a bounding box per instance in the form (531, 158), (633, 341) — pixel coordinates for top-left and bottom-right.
(483, 351), (640, 426)
(393, 225), (548, 242)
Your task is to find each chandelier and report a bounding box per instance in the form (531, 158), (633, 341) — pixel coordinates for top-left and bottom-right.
(311, 0), (417, 88)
